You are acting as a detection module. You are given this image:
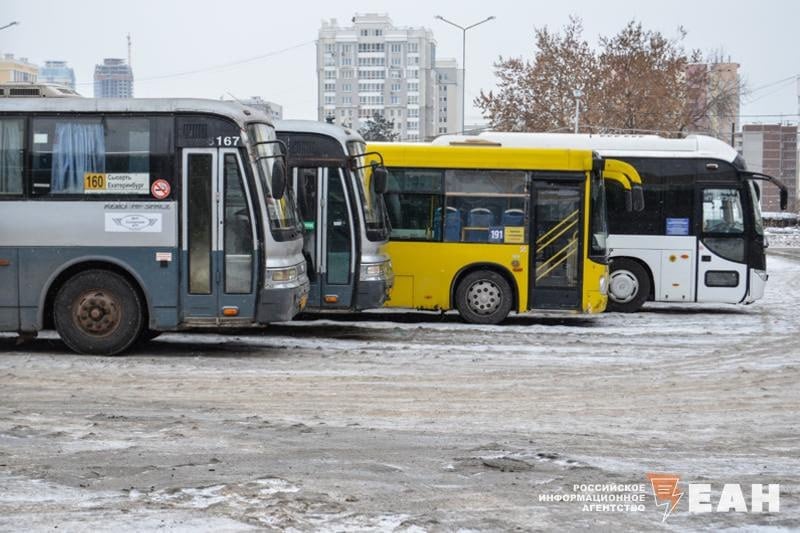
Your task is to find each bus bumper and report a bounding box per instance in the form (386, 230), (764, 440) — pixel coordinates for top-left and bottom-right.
(354, 260), (394, 310)
(257, 276), (310, 323)
(355, 277), (394, 310)
(745, 268), (768, 303)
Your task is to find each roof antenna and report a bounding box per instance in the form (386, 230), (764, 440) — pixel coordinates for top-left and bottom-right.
(226, 91), (246, 106)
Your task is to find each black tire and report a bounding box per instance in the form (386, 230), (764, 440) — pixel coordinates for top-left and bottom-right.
(607, 258), (650, 313)
(138, 329), (163, 344)
(454, 270), (514, 324)
(53, 270), (144, 355)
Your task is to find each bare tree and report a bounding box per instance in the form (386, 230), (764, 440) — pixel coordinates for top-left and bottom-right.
(476, 17), (737, 138)
(476, 16), (595, 132)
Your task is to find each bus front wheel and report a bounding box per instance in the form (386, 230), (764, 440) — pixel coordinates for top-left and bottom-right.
(53, 270), (144, 356)
(607, 259), (650, 313)
(455, 270), (513, 325)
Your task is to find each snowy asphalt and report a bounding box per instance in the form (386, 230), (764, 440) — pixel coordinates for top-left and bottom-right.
(0, 253), (798, 531)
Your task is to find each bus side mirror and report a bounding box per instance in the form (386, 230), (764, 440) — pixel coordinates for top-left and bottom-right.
(271, 159), (287, 201)
(624, 190), (633, 212)
(780, 188), (788, 210)
(632, 186), (645, 212)
(371, 162), (388, 194)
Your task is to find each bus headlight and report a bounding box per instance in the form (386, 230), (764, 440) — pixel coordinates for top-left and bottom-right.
(360, 260), (392, 282)
(265, 265), (299, 287)
(599, 274), (608, 295)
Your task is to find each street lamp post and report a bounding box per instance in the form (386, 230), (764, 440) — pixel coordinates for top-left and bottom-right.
(0, 21), (20, 32)
(573, 89), (583, 134)
(435, 15), (495, 134)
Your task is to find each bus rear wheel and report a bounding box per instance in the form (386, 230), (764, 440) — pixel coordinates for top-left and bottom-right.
(53, 270), (144, 356)
(455, 270), (513, 325)
(607, 259), (650, 313)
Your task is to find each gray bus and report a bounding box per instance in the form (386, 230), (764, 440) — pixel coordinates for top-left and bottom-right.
(276, 120), (393, 311)
(0, 98), (309, 355)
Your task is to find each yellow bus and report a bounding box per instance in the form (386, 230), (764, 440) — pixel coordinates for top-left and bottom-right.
(367, 142), (642, 323)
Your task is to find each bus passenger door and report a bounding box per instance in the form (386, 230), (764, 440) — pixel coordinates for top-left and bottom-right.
(181, 148), (257, 321)
(530, 180), (583, 310)
(318, 167), (355, 308)
(696, 185), (748, 303)
(294, 167), (322, 308)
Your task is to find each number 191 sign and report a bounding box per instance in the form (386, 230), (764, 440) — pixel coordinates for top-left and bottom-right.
(488, 226), (505, 243)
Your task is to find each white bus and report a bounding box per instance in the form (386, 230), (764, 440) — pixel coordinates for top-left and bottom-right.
(434, 133), (788, 312)
(0, 98), (309, 354)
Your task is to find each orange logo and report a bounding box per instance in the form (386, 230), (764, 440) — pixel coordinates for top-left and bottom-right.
(647, 473), (684, 521)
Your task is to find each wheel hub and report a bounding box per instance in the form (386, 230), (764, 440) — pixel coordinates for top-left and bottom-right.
(609, 270), (639, 304)
(467, 280), (501, 315)
(74, 290), (121, 336)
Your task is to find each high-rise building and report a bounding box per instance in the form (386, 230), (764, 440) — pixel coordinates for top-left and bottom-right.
(686, 61), (740, 144)
(735, 124), (798, 212)
(433, 58), (462, 136)
(93, 58), (133, 98)
(318, 14), (448, 141)
(240, 96), (283, 122)
(39, 60), (76, 89)
(0, 53), (38, 83)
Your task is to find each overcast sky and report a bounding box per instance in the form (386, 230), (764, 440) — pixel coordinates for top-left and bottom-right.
(2, 0), (798, 125)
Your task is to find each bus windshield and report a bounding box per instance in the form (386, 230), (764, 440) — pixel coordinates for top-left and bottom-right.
(590, 173), (608, 258)
(347, 140), (389, 242)
(248, 123), (302, 241)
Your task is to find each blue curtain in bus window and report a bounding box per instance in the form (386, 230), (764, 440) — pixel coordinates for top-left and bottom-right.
(52, 122), (106, 193)
(0, 119), (24, 194)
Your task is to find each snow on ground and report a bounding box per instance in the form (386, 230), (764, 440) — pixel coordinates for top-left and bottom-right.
(0, 254), (798, 531)
(767, 226), (800, 248)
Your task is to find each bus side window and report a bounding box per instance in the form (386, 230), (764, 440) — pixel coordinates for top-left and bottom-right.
(0, 118), (24, 195)
(444, 169), (529, 244)
(29, 116), (170, 197)
(384, 168), (443, 241)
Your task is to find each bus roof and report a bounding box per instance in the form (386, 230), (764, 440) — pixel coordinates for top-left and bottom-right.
(0, 97), (273, 126)
(369, 142), (599, 172)
(275, 119), (365, 146)
(432, 132), (739, 163)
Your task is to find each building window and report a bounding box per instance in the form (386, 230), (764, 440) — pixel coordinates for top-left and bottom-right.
(358, 43), (385, 53)
(408, 95), (419, 105)
(408, 43), (418, 53)
(390, 44), (402, 53)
